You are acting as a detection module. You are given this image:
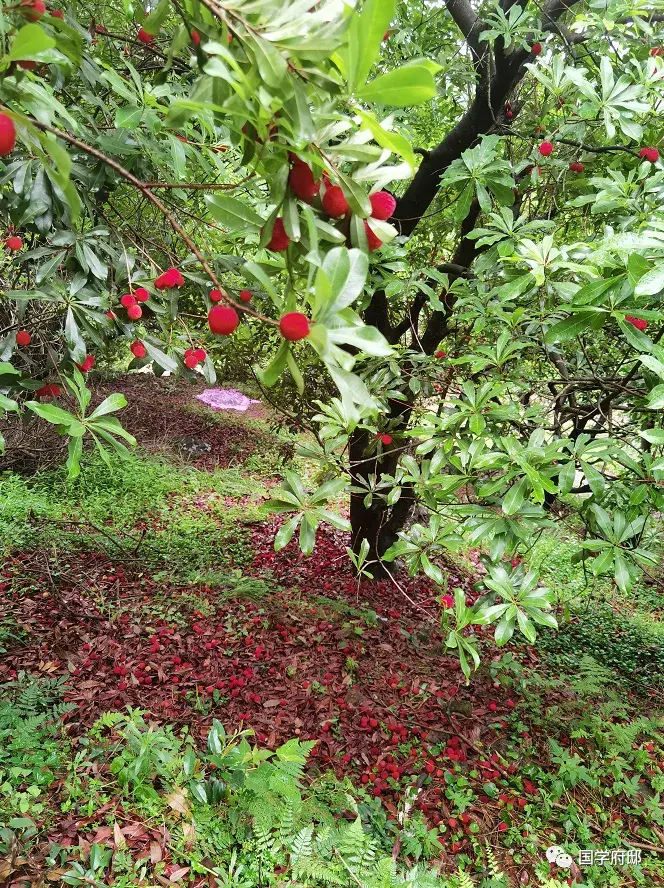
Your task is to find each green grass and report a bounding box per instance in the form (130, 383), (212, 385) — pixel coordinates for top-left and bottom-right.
(0, 451), (268, 580)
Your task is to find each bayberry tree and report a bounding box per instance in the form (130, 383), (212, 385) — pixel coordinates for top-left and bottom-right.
(1, 0), (664, 677)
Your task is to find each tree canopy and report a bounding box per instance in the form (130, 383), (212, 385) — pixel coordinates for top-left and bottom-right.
(2, 0), (664, 679)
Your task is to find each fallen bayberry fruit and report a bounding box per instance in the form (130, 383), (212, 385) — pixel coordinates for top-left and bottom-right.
(264, 217), (290, 252)
(0, 115), (16, 155)
(209, 304), (239, 335)
(435, 349), (446, 359)
(531, 42), (542, 55)
(370, 191), (397, 220)
(130, 341), (146, 358)
(322, 185), (349, 218)
(280, 312), (310, 341)
(16, 330), (31, 346)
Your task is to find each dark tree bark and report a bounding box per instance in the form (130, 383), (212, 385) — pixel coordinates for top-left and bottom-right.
(349, 0), (582, 561)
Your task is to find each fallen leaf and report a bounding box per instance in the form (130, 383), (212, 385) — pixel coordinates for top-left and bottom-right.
(169, 866), (190, 881)
(150, 841), (162, 863)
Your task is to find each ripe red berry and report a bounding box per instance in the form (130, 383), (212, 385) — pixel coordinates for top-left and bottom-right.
(321, 185), (349, 218)
(184, 350), (199, 368)
(531, 42), (542, 55)
(265, 217), (291, 252)
(448, 818), (458, 828)
(239, 289), (252, 303)
(191, 29), (200, 44)
(76, 355), (95, 372)
(105, 311), (115, 319)
(130, 341), (146, 358)
(51, 8), (63, 18)
(16, 330), (31, 346)
(650, 47), (664, 56)
(381, 434), (392, 445)
(120, 293), (136, 308)
(625, 315), (648, 331)
(134, 287), (149, 302)
(435, 349), (445, 359)
(209, 304), (239, 335)
(0, 115), (16, 156)
(154, 267), (184, 289)
(505, 110), (513, 119)
(25, 0), (46, 21)
(137, 28), (155, 44)
(17, 60), (36, 70)
(369, 191), (397, 220)
(36, 383), (60, 397)
(5, 236), (22, 251)
(364, 221), (383, 252)
(194, 348), (206, 362)
(127, 304), (142, 320)
(209, 289), (223, 302)
(639, 147), (659, 163)
(538, 141), (553, 157)
(279, 312), (310, 341)
(288, 163), (320, 203)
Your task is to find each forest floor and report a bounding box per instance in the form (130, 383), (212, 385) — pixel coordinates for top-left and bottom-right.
(1, 376), (664, 888)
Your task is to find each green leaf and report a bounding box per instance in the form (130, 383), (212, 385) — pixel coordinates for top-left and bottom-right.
(635, 265), (664, 297)
(89, 393), (127, 419)
(25, 401), (78, 427)
(7, 24), (56, 63)
(248, 35), (288, 89)
(355, 109), (415, 169)
(255, 340), (290, 387)
(0, 393), (19, 413)
(144, 342), (177, 373)
(356, 64), (438, 107)
(142, 0), (170, 36)
(275, 515), (300, 551)
(544, 313), (593, 343)
(346, 0), (396, 90)
(206, 194), (265, 231)
(502, 477), (527, 515)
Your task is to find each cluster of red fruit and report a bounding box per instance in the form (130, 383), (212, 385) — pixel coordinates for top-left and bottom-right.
(183, 347), (206, 368)
(375, 432), (392, 445)
(569, 161), (584, 173)
(504, 101), (513, 121)
(120, 287), (149, 319)
(273, 155), (397, 252)
(640, 147), (660, 163)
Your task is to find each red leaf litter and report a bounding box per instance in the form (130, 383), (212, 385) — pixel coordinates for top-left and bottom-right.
(0, 514), (528, 841)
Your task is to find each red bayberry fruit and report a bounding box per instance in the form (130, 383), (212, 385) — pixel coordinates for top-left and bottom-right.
(5, 236), (22, 251)
(36, 383), (60, 397)
(209, 289), (223, 302)
(369, 191), (397, 220)
(321, 185), (349, 218)
(435, 349), (446, 358)
(137, 28), (155, 44)
(505, 110), (513, 119)
(17, 60), (36, 70)
(127, 304), (142, 320)
(381, 434), (392, 445)
(288, 163), (320, 203)
(25, 0), (46, 21)
(134, 287), (149, 302)
(239, 289), (252, 303)
(184, 350), (199, 368)
(364, 221), (383, 251)
(625, 315), (648, 331)
(0, 115), (16, 156)
(76, 355), (95, 372)
(51, 8), (63, 17)
(194, 348), (206, 362)
(130, 341), (146, 358)
(120, 293), (136, 308)
(531, 42), (542, 55)
(538, 141), (553, 157)
(209, 304), (239, 335)
(279, 312), (310, 341)
(16, 330), (31, 346)
(154, 267), (183, 289)
(264, 217), (291, 252)
(448, 817), (458, 828)
(105, 311), (115, 319)
(191, 29), (200, 44)
(640, 147), (659, 162)
(651, 47), (664, 56)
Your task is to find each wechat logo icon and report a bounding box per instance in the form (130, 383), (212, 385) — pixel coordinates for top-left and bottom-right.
(546, 846), (573, 869)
